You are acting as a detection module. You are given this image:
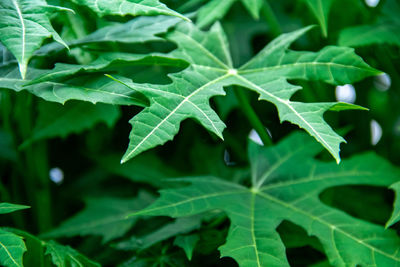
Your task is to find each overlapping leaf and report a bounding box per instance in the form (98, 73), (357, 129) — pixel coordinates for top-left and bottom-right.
(0, 229), (26, 267)
(21, 101), (121, 148)
(69, 0), (187, 20)
(134, 132), (400, 267)
(388, 181), (400, 227)
(0, 204), (28, 267)
(45, 240), (100, 267)
(0, 63), (148, 105)
(0, 0), (70, 79)
(339, 0), (400, 47)
(196, 0), (263, 28)
(339, 20), (400, 47)
(304, 0), (333, 37)
(118, 23), (378, 163)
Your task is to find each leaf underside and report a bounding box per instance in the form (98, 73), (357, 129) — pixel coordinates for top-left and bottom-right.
(135, 132), (400, 267)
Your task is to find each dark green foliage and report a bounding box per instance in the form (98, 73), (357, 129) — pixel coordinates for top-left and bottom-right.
(0, 0), (399, 266)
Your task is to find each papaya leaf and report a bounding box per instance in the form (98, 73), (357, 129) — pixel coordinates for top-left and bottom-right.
(133, 132), (400, 267)
(68, 0), (188, 21)
(42, 191), (154, 243)
(20, 101), (121, 148)
(118, 23), (378, 163)
(45, 240), (100, 267)
(0, 203), (29, 215)
(387, 181), (400, 227)
(0, 0), (71, 79)
(0, 229), (26, 267)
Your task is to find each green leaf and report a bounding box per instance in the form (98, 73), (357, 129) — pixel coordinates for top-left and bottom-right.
(339, 0), (400, 47)
(0, 0), (70, 79)
(339, 20), (400, 47)
(98, 153), (180, 188)
(72, 15), (181, 45)
(134, 132), (400, 267)
(69, 0), (188, 20)
(304, 0), (333, 37)
(21, 101), (120, 148)
(116, 215), (202, 251)
(45, 240), (100, 267)
(118, 23), (377, 163)
(0, 203), (29, 215)
(0, 228), (26, 267)
(387, 181), (400, 227)
(42, 191), (154, 243)
(0, 64), (148, 106)
(34, 15), (182, 55)
(27, 52), (186, 86)
(196, 0), (263, 28)
(173, 234), (199, 261)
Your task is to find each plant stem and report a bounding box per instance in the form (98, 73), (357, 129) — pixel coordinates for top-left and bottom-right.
(260, 0), (282, 38)
(233, 87), (273, 146)
(15, 93), (52, 233)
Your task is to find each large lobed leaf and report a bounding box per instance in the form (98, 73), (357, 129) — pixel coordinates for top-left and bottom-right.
(0, 0), (70, 79)
(134, 132), (400, 267)
(118, 23), (378, 163)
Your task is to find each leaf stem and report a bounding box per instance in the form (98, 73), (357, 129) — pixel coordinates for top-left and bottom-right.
(260, 0), (282, 37)
(233, 87), (273, 146)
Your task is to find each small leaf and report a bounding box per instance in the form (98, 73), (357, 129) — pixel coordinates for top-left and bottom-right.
(387, 181), (400, 227)
(196, 0), (263, 28)
(69, 0), (188, 21)
(0, 0), (70, 79)
(116, 215), (202, 251)
(0, 228), (26, 267)
(0, 64), (148, 106)
(72, 15), (181, 45)
(304, 0), (333, 37)
(339, 20), (400, 47)
(174, 234), (199, 261)
(0, 203), (29, 215)
(45, 240), (100, 267)
(42, 191), (154, 243)
(21, 101), (121, 148)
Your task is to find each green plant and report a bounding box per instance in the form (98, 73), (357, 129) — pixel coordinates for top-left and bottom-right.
(0, 0), (399, 266)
